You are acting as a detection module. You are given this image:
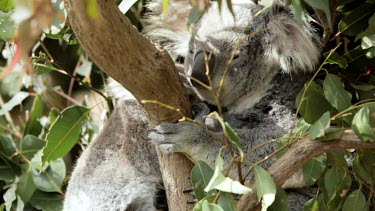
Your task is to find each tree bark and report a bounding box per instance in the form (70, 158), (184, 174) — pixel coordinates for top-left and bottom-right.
(64, 0), (193, 210)
(238, 129), (375, 210)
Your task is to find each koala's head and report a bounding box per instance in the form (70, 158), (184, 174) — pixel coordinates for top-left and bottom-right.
(184, 2), (321, 113)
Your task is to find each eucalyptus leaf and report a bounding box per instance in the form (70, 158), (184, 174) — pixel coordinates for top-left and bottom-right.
(338, 1), (375, 36)
(0, 11), (16, 41)
(218, 192), (237, 211)
(356, 14), (375, 41)
(309, 112), (330, 139)
(16, 171), (35, 203)
(24, 95), (43, 137)
(204, 154), (251, 194)
(29, 190), (63, 211)
(302, 155), (327, 186)
(0, 91), (29, 116)
(0, 0), (13, 12)
(254, 165), (276, 211)
(31, 158), (66, 192)
(351, 105), (375, 141)
(268, 187), (289, 211)
(361, 35), (375, 49)
(3, 183), (17, 211)
(191, 160), (215, 200)
(342, 189), (368, 211)
(42, 106), (89, 162)
(19, 135), (45, 160)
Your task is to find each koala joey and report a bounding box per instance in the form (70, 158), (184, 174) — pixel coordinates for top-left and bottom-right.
(64, 0), (321, 210)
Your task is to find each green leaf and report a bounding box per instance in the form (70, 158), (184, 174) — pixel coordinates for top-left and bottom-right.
(0, 11), (16, 41)
(268, 187), (289, 211)
(302, 155), (327, 186)
(0, 135), (16, 156)
(218, 192), (237, 211)
(86, 0), (99, 18)
(342, 189), (368, 211)
(296, 81), (333, 124)
(323, 74), (352, 124)
(191, 160), (215, 200)
(316, 128), (343, 141)
(214, 112), (244, 161)
(0, 135), (20, 181)
(0, 0), (13, 12)
(324, 165), (351, 207)
(323, 51), (348, 68)
(351, 83), (375, 91)
(0, 91), (29, 116)
(353, 156), (375, 184)
(204, 154), (252, 194)
(19, 135), (45, 160)
(31, 158), (66, 192)
(338, 1), (375, 36)
(304, 197), (319, 211)
(254, 165), (276, 211)
(29, 190), (63, 211)
(199, 200), (224, 211)
(362, 35), (375, 49)
(304, 0), (332, 28)
(3, 182), (17, 211)
(193, 195), (216, 211)
(309, 112), (331, 139)
(42, 106), (89, 162)
(24, 96), (43, 137)
(188, 8), (204, 25)
(16, 170), (35, 203)
(356, 14), (375, 41)
(351, 105), (375, 141)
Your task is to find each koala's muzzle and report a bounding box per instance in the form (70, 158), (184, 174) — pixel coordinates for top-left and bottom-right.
(191, 51), (215, 88)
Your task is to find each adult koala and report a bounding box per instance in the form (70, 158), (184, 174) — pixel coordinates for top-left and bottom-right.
(63, 0), (320, 210)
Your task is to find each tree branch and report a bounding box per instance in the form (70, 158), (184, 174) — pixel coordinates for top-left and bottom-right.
(64, 0), (193, 210)
(238, 129), (375, 210)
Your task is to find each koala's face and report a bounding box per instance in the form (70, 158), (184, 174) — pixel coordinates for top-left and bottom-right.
(184, 2), (320, 113)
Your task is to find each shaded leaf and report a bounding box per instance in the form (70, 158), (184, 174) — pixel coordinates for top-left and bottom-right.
(353, 156), (375, 184)
(191, 160), (215, 200)
(254, 165), (276, 211)
(31, 158), (65, 192)
(42, 106), (89, 162)
(309, 112), (330, 139)
(218, 192), (237, 211)
(16, 170), (35, 203)
(316, 128), (343, 141)
(19, 135), (45, 160)
(323, 74), (352, 124)
(338, 1), (375, 36)
(351, 105), (375, 141)
(323, 51), (348, 68)
(29, 190), (63, 211)
(0, 11), (16, 41)
(304, 0), (332, 28)
(342, 189), (368, 211)
(268, 187), (289, 211)
(356, 14), (375, 41)
(24, 95), (43, 137)
(296, 81), (333, 123)
(302, 155), (327, 186)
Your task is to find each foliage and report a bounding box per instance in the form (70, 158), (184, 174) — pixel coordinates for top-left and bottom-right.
(0, 0), (374, 211)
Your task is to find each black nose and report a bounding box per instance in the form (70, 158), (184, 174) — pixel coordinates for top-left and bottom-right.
(190, 51), (215, 88)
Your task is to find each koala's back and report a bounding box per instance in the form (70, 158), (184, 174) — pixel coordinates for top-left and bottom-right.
(63, 100), (161, 211)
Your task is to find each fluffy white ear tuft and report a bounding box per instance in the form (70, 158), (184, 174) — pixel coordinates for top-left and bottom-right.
(265, 10), (321, 73)
(142, 0), (191, 56)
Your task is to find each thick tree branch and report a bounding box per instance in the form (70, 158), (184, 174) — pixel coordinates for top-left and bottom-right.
(64, 0), (193, 210)
(238, 129), (375, 210)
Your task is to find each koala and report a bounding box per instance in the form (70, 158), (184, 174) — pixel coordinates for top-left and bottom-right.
(64, 0), (321, 210)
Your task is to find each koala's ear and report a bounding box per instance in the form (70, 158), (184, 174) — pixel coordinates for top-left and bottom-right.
(264, 6), (321, 73)
(142, 0), (192, 56)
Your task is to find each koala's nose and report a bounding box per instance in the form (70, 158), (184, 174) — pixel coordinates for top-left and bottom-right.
(191, 51), (215, 88)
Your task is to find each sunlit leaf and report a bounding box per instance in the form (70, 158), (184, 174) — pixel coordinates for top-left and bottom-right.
(0, 91), (29, 116)
(0, 0), (13, 12)
(204, 154), (252, 194)
(0, 11), (16, 41)
(3, 182), (17, 211)
(316, 128), (343, 141)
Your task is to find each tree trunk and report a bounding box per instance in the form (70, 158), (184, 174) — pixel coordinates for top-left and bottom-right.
(64, 0), (194, 210)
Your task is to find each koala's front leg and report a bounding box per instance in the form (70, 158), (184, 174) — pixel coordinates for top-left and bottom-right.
(149, 121), (221, 165)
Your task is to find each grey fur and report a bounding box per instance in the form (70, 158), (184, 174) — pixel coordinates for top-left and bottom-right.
(64, 1), (321, 210)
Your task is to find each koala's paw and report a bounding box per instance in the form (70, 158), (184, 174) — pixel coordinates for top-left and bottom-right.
(148, 122), (201, 154)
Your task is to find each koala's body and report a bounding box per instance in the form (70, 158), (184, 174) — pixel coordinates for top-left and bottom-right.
(64, 1), (320, 210)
